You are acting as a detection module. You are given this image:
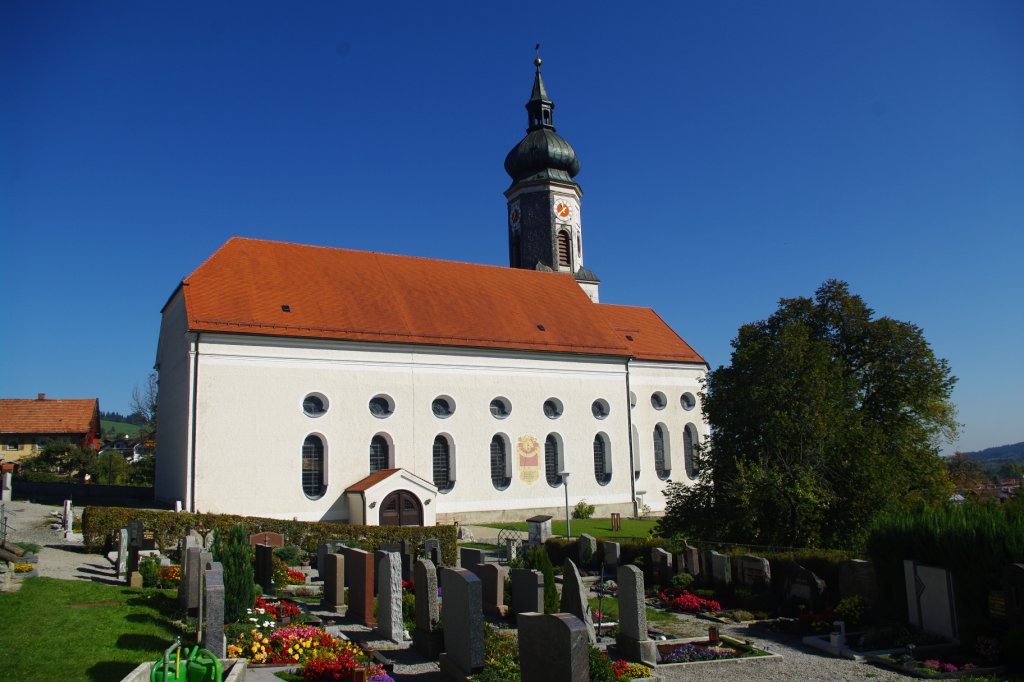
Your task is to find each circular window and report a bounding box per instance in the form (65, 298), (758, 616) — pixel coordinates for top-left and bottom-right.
(651, 392), (667, 410)
(543, 398), (564, 419)
(303, 393), (328, 417)
(431, 396), (455, 418)
(490, 397), (511, 419)
(591, 399), (610, 420)
(369, 394), (394, 418)
(681, 392), (696, 411)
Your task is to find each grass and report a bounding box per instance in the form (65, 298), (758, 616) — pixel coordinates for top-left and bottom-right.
(0, 578), (183, 682)
(587, 596), (704, 638)
(100, 420), (143, 437)
(460, 542), (500, 550)
(481, 517), (658, 539)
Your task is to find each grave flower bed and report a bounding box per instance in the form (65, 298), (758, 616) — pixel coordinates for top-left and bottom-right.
(657, 587), (721, 614)
(227, 622), (375, 670)
(655, 636), (776, 666)
(158, 565), (182, 587)
(254, 595), (302, 621)
(871, 653), (1005, 679)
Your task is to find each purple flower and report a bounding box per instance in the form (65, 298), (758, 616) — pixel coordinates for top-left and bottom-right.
(940, 663), (958, 673)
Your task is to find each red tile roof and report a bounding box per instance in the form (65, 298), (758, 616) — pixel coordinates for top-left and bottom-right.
(345, 468), (401, 493)
(597, 304), (706, 364)
(176, 237), (703, 364)
(0, 398), (100, 434)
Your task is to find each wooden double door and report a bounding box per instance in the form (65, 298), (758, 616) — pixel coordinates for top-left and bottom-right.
(379, 489), (423, 526)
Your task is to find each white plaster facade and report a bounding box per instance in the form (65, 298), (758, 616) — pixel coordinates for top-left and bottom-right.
(155, 290), (707, 523)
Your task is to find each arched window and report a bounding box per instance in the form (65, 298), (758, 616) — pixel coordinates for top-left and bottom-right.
(545, 434), (562, 487)
(654, 424), (671, 480)
(684, 424), (698, 479)
(433, 435), (453, 492)
(490, 434), (511, 489)
(557, 231), (571, 267)
(593, 433), (611, 485)
(302, 435), (325, 498)
(369, 434), (389, 473)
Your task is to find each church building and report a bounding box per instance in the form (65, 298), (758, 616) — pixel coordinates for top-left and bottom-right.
(154, 59), (708, 525)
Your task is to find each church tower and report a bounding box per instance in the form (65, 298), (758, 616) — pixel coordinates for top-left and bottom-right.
(504, 56), (600, 302)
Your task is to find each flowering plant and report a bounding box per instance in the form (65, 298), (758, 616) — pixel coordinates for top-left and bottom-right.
(228, 624), (369, 667)
(658, 587), (721, 613)
(662, 643), (732, 663)
(300, 653), (383, 682)
(13, 563), (34, 573)
(254, 596), (302, 621)
(158, 565), (182, 587)
(287, 569), (307, 584)
(612, 658), (652, 680)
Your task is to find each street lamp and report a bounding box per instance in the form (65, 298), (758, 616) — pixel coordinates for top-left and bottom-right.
(559, 471), (571, 539)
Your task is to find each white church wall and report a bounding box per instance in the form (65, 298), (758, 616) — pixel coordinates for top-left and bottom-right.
(187, 333), (639, 522)
(154, 290), (192, 506)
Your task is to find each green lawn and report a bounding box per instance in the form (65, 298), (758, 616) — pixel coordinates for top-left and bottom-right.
(481, 517), (658, 539)
(101, 420), (144, 437)
(0, 578), (183, 682)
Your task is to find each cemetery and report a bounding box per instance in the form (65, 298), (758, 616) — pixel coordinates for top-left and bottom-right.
(0, 500), (1022, 681)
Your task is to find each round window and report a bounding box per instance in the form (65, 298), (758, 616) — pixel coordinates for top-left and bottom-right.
(303, 393), (328, 417)
(369, 395), (394, 418)
(681, 392), (696, 411)
(592, 399), (610, 420)
(490, 397), (511, 419)
(543, 398), (564, 419)
(432, 396), (455, 418)
(651, 392), (667, 410)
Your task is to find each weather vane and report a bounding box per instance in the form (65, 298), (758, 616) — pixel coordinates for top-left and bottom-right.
(534, 43), (542, 68)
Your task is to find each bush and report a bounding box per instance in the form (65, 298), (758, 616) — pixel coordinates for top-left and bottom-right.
(525, 546), (559, 614)
(274, 545), (302, 566)
(670, 572), (694, 589)
(221, 524), (256, 622)
(573, 499), (596, 520)
(139, 555), (160, 588)
(588, 648), (616, 682)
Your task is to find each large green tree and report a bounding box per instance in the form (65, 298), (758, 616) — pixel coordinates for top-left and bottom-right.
(657, 280), (959, 548)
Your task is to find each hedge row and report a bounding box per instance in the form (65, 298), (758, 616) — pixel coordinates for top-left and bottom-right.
(81, 506), (458, 565)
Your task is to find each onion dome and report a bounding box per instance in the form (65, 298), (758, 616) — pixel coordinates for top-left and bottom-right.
(504, 57), (581, 184)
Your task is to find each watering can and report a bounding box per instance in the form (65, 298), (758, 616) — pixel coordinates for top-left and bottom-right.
(150, 638), (223, 682)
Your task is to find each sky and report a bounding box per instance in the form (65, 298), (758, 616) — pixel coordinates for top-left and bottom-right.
(1, 1), (1021, 455)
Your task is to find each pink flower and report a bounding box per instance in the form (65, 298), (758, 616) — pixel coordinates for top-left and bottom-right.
(940, 663), (958, 673)
(921, 659), (941, 671)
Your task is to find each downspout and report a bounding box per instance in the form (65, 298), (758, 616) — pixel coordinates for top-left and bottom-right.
(189, 333), (201, 513)
(625, 358), (638, 517)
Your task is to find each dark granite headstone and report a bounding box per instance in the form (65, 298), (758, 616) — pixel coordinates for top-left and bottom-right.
(510, 568), (544, 622)
(322, 553), (345, 613)
(651, 547), (673, 587)
(682, 544), (700, 578)
(254, 544), (274, 596)
(423, 538), (441, 567)
(249, 531), (284, 548)
(438, 567), (484, 677)
(459, 546), (487, 568)
(518, 613), (589, 682)
(736, 554), (771, 590)
(414, 558), (442, 658)
(202, 561), (225, 658)
(469, 562), (508, 617)
(577, 534), (597, 569)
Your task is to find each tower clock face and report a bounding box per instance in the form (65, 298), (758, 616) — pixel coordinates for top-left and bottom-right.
(553, 198), (574, 222)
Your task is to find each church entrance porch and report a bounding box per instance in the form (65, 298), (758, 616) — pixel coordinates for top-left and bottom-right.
(380, 489), (423, 526)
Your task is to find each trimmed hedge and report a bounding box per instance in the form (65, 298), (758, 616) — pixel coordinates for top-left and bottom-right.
(82, 506), (458, 565)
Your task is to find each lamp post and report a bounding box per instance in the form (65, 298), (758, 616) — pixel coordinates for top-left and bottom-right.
(559, 471), (571, 539)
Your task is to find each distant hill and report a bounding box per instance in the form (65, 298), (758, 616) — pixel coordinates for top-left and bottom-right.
(100, 420), (143, 437)
(962, 441), (1024, 462)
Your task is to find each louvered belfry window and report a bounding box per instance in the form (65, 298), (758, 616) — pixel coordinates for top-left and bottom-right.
(557, 231), (571, 267)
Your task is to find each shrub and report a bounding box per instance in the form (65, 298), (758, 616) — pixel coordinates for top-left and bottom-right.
(670, 572), (694, 589)
(573, 499), (596, 520)
(274, 545), (302, 566)
(525, 546), (559, 614)
(835, 596), (864, 626)
(589, 648), (616, 682)
(139, 555), (160, 588)
(222, 524), (256, 622)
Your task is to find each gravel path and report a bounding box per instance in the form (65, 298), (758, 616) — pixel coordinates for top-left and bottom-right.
(2, 502), (920, 681)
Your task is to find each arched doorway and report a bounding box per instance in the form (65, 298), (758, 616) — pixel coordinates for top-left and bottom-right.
(379, 489), (423, 526)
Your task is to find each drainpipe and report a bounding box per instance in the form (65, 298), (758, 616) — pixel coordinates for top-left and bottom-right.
(625, 358), (638, 517)
(189, 333), (201, 513)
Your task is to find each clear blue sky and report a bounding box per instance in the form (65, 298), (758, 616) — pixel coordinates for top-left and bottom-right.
(2, 1), (1021, 454)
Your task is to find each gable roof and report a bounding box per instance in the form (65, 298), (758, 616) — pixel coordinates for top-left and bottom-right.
(175, 237), (703, 363)
(597, 304), (706, 364)
(0, 398), (99, 435)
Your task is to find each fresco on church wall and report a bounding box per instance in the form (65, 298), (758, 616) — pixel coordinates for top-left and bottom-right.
(517, 435), (540, 484)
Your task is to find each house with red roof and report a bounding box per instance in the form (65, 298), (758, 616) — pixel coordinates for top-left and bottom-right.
(155, 60), (708, 525)
(0, 394), (101, 463)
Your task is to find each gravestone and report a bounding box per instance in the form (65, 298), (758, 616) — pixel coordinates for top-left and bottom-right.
(63, 500), (73, 535)
(321, 553), (346, 613)
(785, 564), (827, 612)
(401, 539), (416, 580)
(839, 559), (877, 609)
(510, 568), (545, 622)
(126, 519), (143, 585)
(459, 546), (487, 568)
(1003, 564), (1024, 628)
(682, 544), (701, 578)
(189, 529), (213, 550)
(518, 613), (589, 682)
(378, 551), (404, 643)
(577, 534), (597, 570)
(116, 528), (129, 579)
(603, 541), (620, 572)
(344, 547), (375, 626)
(736, 554), (771, 590)
(526, 515), (553, 548)
(423, 538), (441, 566)
(505, 538), (520, 564)
(1, 468), (12, 503)
(651, 547), (673, 587)
(904, 560), (958, 640)
(559, 559), (595, 643)
(202, 561), (225, 658)
(179, 546), (205, 611)
(616, 565), (657, 666)
(708, 551), (732, 587)
(249, 531), (285, 548)
(317, 541), (345, 577)
(414, 558), (442, 658)
(438, 567), (484, 678)
(254, 544), (275, 596)
(469, 563), (508, 617)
